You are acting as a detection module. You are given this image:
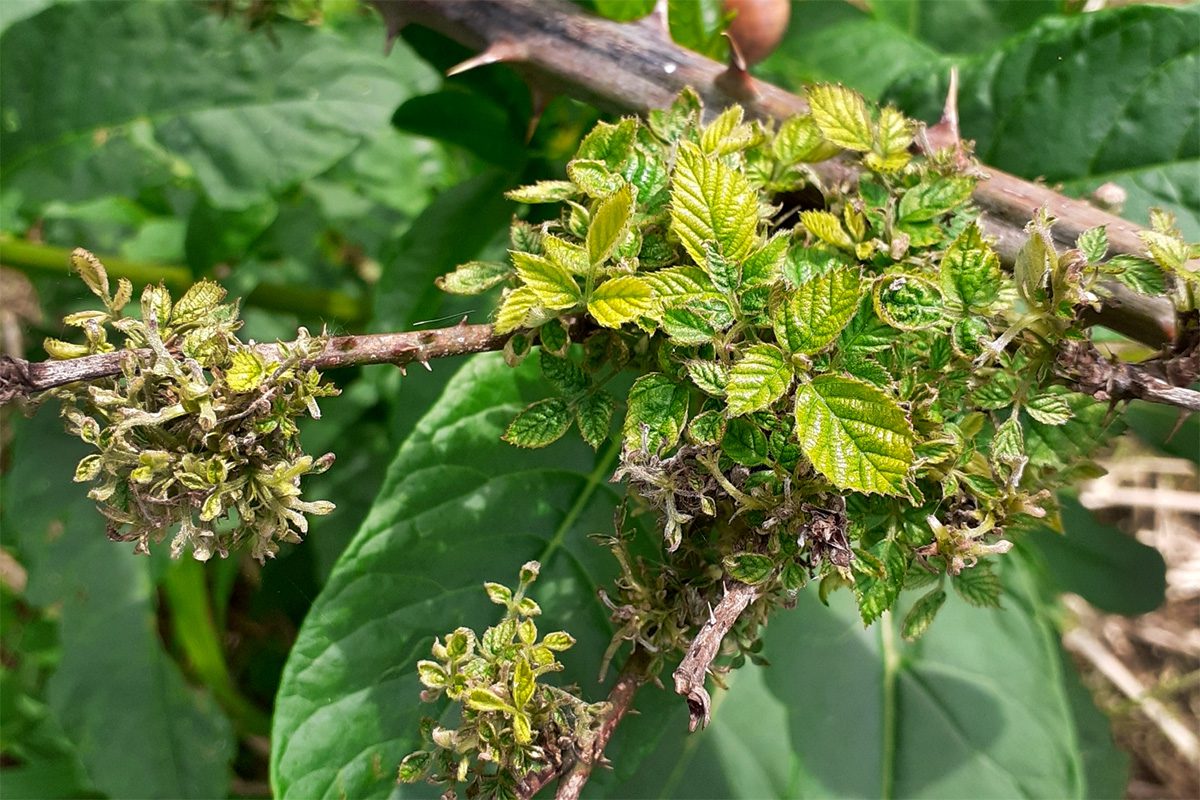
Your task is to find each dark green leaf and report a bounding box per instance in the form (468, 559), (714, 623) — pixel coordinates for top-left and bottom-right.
(503, 398), (573, 448)
(721, 417), (769, 467)
(575, 391), (615, 450)
(271, 355), (626, 798)
(723, 553), (775, 586)
(1027, 496), (1166, 615)
(623, 373), (690, 453)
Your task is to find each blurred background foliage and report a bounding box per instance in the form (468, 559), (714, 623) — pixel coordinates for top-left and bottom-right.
(0, 1), (1195, 798)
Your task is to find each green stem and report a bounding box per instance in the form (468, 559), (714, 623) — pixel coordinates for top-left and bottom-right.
(161, 559), (272, 737)
(0, 237), (367, 322)
(880, 611), (900, 800)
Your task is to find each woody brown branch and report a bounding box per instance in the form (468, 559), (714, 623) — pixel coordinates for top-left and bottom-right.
(672, 580), (763, 732)
(1057, 338), (1200, 413)
(516, 648), (653, 800)
(0, 322), (510, 404)
(376, 0), (1177, 348)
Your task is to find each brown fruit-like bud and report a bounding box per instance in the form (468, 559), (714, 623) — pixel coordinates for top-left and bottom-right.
(723, 0), (789, 66)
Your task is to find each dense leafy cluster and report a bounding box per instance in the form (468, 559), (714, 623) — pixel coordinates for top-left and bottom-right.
(47, 250), (339, 561)
(399, 562), (604, 799)
(441, 85), (1190, 645)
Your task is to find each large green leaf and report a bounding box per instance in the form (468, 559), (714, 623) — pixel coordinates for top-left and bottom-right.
(888, 4), (1200, 237)
(0, 2), (437, 211)
(0, 412), (234, 799)
(1028, 496), (1166, 616)
(271, 354), (628, 798)
(794, 375), (915, 495)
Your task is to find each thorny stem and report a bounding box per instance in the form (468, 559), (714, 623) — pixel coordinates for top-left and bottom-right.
(0, 321), (510, 404)
(1057, 338), (1200, 413)
(672, 580), (763, 732)
(376, 0), (1180, 347)
(516, 648), (654, 800)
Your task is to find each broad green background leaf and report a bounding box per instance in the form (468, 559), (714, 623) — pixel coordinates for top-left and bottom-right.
(888, 4), (1200, 237)
(616, 556), (1125, 799)
(271, 354), (628, 798)
(1028, 496), (1166, 616)
(0, 411), (234, 799)
(1, 2), (437, 211)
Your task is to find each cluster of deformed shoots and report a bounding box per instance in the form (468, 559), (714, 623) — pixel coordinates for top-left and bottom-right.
(48, 249), (339, 561)
(441, 84), (1197, 663)
(19, 77), (1197, 796)
(400, 562), (606, 799)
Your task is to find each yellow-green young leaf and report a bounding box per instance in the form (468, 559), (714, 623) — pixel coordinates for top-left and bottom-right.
(587, 184), (635, 266)
(512, 657), (535, 710)
(575, 391), (615, 449)
(660, 308), (718, 344)
(493, 286), (540, 334)
(588, 275), (654, 328)
(74, 454), (103, 483)
(436, 261), (512, 295)
(576, 118), (636, 168)
(1076, 226), (1109, 263)
(623, 373), (689, 452)
(44, 337), (91, 359)
(685, 360), (728, 396)
(772, 115), (840, 163)
(567, 159), (624, 198)
(898, 176), (975, 223)
(901, 587), (947, 641)
(699, 105), (762, 156)
(725, 344), (793, 416)
(171, 280), (227, 327)
(226, 349), (267, 393)
(512, 711), (533, 745)
(742, 233), (789, 288)
(465, 688), (514, 714)
(1025, 393), (1072, 426)
(865, 106), (913, 173)
(772, 267), (862, 355)
(140, 284), (173, 326)
(700, 105), (744, 154)
(506, 180), (578, 203)
(873, 273), (944, 331)
(670, 141), (760, 265)
(70, 247), (109, 300)
(1140, 229), (1188, 273)
(799, 210), (855, 250)
(794, 375), (915, 495)
(511, 251), (581, 310)
(542, 235), (589, 275)
(503, 398), (572, 449)
(643, 266), (712, 306)
(806, 83), (873, 152)
(1103, 255), (1166, 295)
(1015, 211), (1057, 305)
(940, 222), (1002, 312)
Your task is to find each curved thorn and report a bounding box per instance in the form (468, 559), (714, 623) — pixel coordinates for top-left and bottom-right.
(446, 39), (527, 77)
(715, 33), (758, 101)
(641, 0), (671, 42)
(526, 85), (555, 143)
